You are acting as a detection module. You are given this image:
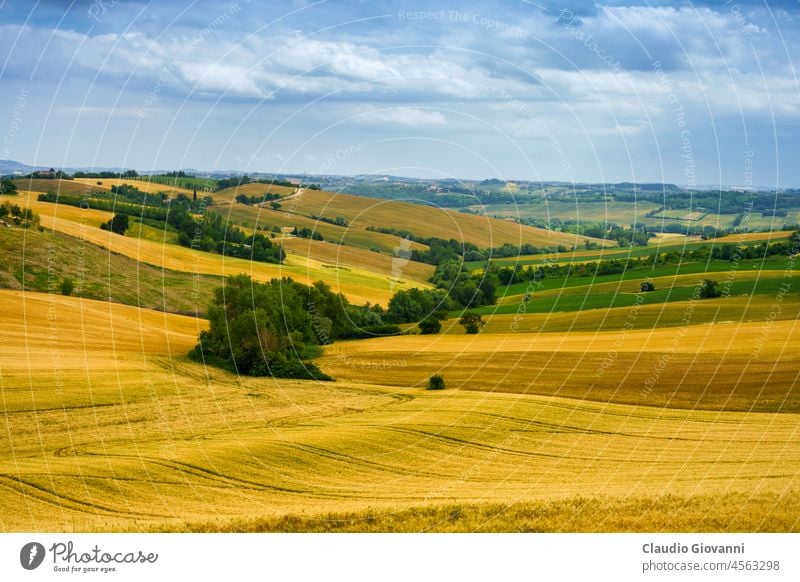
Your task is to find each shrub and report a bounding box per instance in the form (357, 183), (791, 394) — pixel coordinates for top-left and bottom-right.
(60, 278), (74, 296)
(100, 213), (129, 235)
(640, 280), (656, 292)
(698, 279), (721, 299)
(418, 317), (442, 335)
(459, 312), (484, 334)
(427, 374), (445, 390)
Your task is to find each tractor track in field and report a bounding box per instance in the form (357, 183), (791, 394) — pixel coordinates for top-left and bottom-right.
(0, 474), (166, 518)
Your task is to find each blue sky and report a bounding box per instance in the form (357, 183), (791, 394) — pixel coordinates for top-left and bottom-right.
(1, 0), (799, 187)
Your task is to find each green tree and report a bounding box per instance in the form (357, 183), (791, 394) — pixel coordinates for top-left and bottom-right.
(640, 280), (656, 292)
(698, 279), (721, 299)
(0, 178), (18, 195)
(100, 213), (129, 235)
(427, 374), (445, 390)
(60, 278), (74, 296)
(418, 317), (442, 335)
(459, 312), (484, 334)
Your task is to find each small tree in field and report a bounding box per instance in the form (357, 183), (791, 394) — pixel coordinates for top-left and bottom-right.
(100, 213), (129, 235)
(459, 312), (484, 334)
(427, 374), (445, 390)
(60, 278), (74, 296)
(699, 279), (721, 299)
(640, 280), (656, 292)
(418, 317), (442, 335)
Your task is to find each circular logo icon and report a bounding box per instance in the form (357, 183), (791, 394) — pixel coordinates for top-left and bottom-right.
(20, 542), (46, 570)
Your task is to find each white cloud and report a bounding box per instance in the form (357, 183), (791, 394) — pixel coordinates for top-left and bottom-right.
(355, 107), (447, 126)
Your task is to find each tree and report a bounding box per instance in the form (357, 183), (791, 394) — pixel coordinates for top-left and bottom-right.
(418, 317), (442, 335)
(386, 288), (450, 323)
(427, 374), (445, 390)
(0, 178), (18, 195)
(189, 274), (396, 378)
(640, 280), (656, 292)
(698, 279), (721, 299)
(459, 312), (484, 334)
(270, 201), (281, 210)
(60, 278), (74, 296)
(193, 188), (197, 202)
(100, 213), (129, 235)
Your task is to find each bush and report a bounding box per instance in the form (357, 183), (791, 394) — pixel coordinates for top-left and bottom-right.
(459, 312), (484, 334)
(698, 279), (721, 299)
(418, 317), (442, 335)
(640, 280), (656, 292)
(427, 374), (445, 390)
(60, 278), (74, 296)
(100, 213), (129, 235)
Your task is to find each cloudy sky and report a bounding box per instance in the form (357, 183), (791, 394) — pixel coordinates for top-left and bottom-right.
(1, 0), (799, 187)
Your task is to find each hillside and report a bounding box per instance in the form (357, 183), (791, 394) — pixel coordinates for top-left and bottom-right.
(0, 227), (220, 314)
(283, 188), (609, 249)
(1, 290), (797, 532)
(15, 190), (429, 305)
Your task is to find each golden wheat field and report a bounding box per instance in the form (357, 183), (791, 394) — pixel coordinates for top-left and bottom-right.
(318, 319), (800, 412)
(282, 188), (607, 249)
(1, 290), (798, 532)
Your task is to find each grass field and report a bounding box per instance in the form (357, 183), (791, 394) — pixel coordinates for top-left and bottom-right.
(284, 188), (606, 249)
(211, 182), (298, 204)
(280, 236), (434, 283)
(72, 177), (194, 196)
(1, 291), (798, 532)
(16, 191), (425, 305)
(317, 319), (800, 412)
(472, 199), (663, 226)
(0, 227), (219, 314)
(216, 202), (429, 255)
(466, 230), (793, 270)
(12, 178), (111, 196)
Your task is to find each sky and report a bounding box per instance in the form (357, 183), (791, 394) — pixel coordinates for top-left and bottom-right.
(1, 0), (799, 187)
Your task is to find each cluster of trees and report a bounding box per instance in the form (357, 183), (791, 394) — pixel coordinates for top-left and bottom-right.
(616, 190), (800, 215)
(0, 178), (17, 194)
(366, 227), (566, 264)
(235, 193), (281, 205)
(214, 176), (297, 191)
(172, 207), (284, 263)
(0, 201), (40, 228)
(190, 275), (399, 379)
(381, 259), (498, 334)
(72, 170), (139, 179)
(489, 232), (800, 287)
(37, 190), (284, 264)
(311, 215), (348, 227)
(292, 227), (324, 241)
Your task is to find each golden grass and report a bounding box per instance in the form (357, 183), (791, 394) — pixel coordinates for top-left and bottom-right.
(1, 291), (799, 531)
(165, 491), (800, 532)
(211, 182), (298, 204)
(318, 319), (800, 412)
(72, 177), (193, 196)
(286, 188), (609, 249)
(17, 192), (424, 305)
(280, 236), (434, 283)
(216, 202), (429, 254)
(12, 178), (111, 196)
